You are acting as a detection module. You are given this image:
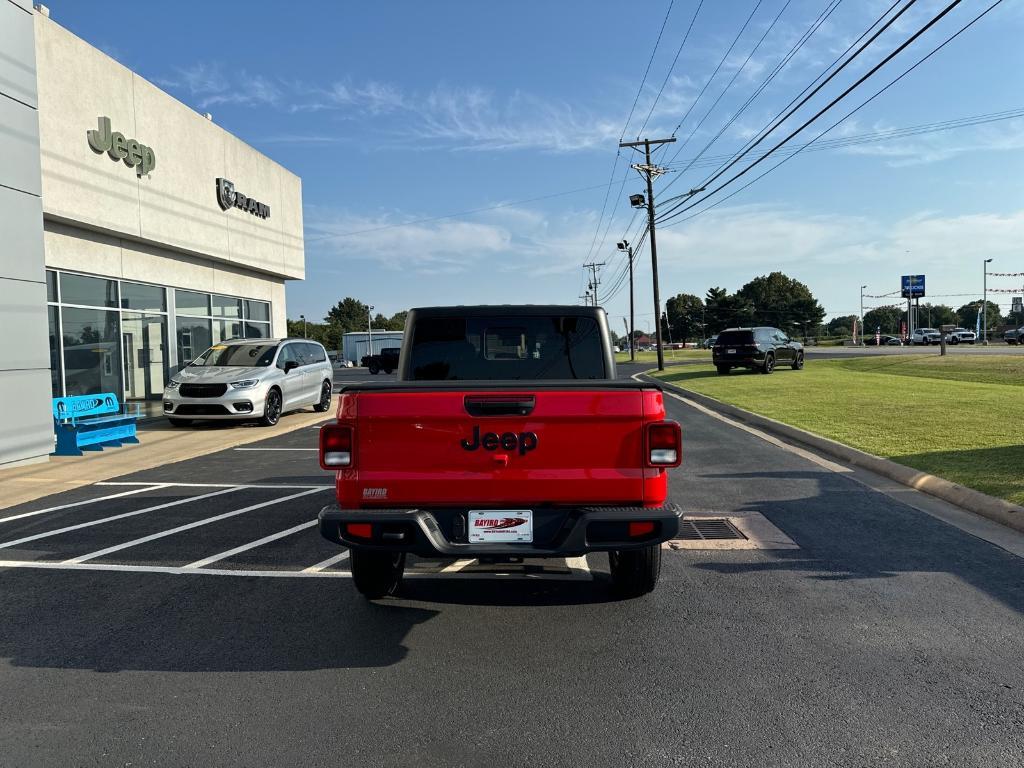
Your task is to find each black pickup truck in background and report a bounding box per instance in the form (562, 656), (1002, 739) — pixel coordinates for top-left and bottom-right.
(361, 347), (400, 374)
(1004, 326), (1023, 345)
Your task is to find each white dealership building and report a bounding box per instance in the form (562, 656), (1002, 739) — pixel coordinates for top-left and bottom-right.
(0, 2), (305, 466)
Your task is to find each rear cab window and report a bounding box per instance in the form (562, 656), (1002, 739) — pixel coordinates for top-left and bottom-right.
(716, 330), (754, 346)
(408, 314), (606, 380)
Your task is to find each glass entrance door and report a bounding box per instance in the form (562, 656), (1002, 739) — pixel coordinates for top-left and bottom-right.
(122, 313), (169, 400)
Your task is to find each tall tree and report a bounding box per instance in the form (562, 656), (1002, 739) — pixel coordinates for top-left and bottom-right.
(955, 300), (1002, 333)
(664, 293), (705, 342)
(863, 306), (902, 335)
(387, 310), (409, 331)
(736, 272), (825, 334)
(826, 315), (857, 336)
(916, 303), (956, 328)
(324, 297), (371, 334)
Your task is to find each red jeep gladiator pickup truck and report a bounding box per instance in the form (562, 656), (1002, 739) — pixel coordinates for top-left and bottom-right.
(318, 305), (682, 598)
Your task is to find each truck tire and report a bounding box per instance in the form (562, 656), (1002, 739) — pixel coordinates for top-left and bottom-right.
(791, 352), (804, 370)
(351, 551), (406, 599)
(368, 364), (380, 375)
(716, 365), (730, 375)
(949, 336), (959, 345)
(383, 368), (393, 375)
(609, 545), (661, 597)
(761, 352), (775, 374)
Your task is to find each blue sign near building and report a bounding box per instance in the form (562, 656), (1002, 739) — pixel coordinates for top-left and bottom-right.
(901, 274), (926, 298)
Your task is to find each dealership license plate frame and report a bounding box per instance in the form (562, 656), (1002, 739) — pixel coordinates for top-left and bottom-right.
(468, 510), (534, 543)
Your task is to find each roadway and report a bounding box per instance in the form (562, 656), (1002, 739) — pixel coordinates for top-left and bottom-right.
(0, 363), (1021, 766)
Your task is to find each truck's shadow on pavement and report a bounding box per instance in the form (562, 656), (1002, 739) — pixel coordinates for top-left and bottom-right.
(0, 571), (620, 673)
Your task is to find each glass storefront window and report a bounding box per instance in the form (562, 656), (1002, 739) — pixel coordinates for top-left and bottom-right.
(48, 306), (62, 397)
(121, 282), (166, 312)
(176, 318), (212, 367)
(175, 290), (210, 316)
(60, 273), (118, 308)
(212, 295), (243, 318)
(122, 313), (169, 400)
(46, 270), (57, 303)
(244, 300), (270, 322)
(61, 307), (122, 396)
(244, 321), (271, 339)
(213, 319), (244, 344)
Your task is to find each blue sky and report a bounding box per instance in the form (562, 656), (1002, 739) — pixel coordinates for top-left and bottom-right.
(51, 0), (1024, 327)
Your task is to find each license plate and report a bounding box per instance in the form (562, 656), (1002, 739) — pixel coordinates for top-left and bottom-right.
(727, 348), (736, 354)
(468, 510), (533, 543)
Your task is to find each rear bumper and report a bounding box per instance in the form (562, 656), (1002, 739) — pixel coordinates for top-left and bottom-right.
(318, 503), (682, 557)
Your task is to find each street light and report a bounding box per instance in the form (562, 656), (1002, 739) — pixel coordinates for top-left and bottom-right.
(299, 314), (306, 338)
(859, 285), (867, 346)
(983, 259), (993, 345)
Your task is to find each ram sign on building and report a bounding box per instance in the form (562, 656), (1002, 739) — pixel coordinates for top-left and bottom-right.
(0, 3), (305, 466)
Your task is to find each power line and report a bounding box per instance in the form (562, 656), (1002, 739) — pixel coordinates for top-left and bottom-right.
(621, 0), (678, 142)
(636, 0), (705, 138)
(658, 0), (843, 199)
(657, 0), (969, 225)
(659, 0), (1004, 228)
(670, 0), (764, 138)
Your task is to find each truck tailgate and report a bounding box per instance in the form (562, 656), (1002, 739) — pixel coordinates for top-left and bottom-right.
(338, 387), (656, 507)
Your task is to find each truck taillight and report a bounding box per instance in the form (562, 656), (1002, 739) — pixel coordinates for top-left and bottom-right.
(320, 425), (353, 469)
(646, 421), (681, 467)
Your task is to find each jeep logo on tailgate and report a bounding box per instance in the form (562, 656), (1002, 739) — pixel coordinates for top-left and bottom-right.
(460, 426), (538, 456)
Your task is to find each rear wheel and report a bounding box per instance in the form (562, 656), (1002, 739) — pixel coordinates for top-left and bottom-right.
(368, 364), (380, 375)
(168, 417), (191, 427)
(762, 353), (776, 374)
(716, 365), (730, 375)
(259, 388), (282, 427)
(313, 380), (332, 412)
(609, 545), (661, 597)
(351, 551), (406, 599)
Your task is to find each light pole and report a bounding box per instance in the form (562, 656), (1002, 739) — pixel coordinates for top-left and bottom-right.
(300, 314), (306, 338)
(859, 285), (867, 346)
(983, 259), (993, 345)
(367, 304), (374, 358)
(617, 240), (635, 362)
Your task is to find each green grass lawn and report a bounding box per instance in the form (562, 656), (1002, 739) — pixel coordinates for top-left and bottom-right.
(616, 349), (710, 364)
(651, 355), (1024, 505)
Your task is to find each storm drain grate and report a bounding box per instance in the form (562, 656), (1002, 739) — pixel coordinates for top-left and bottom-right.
(675, 518), (747, 541)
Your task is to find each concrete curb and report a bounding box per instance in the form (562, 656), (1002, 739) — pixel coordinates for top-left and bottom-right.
(649, 376), (1024, 535)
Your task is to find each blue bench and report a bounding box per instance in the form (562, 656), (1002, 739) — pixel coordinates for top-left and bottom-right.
(52, 393), (140, 456)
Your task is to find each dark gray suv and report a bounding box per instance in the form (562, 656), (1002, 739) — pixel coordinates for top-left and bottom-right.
(712, 327), (804, 375)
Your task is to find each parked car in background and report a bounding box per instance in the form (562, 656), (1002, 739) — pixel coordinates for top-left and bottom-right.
(361, 347), (400, 374)
(164, 338), (334, 427)
(328, 352), (355, 368)
(910, 328), (941, 345)
(703, 335), (718, 349)
(885, 336), (904, 345)
(863, 334), (898, 346)
(1005, 326), (1023, 345)
(712, 327), (803, 375)
(946, 327), (976, 344)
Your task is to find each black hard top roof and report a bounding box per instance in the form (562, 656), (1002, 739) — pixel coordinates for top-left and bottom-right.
(409, 305), (605, 317)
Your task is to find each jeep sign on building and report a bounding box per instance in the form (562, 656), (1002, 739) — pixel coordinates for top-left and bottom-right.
(0, 4), (305, 467)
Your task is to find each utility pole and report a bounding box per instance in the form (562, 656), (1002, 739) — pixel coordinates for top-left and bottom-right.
(367, 304), (374, 359)
(617, 240), (635, 362)
(620, 136), (676, 371)
(622, 317), (630, 357)
(579, 291), (592, 306)
(859, 285), (866, 346)
(583, 262), (605, 307)
(983, 258), (993, 344)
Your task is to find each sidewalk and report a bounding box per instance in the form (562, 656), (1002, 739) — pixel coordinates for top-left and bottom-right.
(0, 398), (337, 511)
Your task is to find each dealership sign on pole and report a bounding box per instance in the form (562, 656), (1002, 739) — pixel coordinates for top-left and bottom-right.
(901, 274), (926, 298)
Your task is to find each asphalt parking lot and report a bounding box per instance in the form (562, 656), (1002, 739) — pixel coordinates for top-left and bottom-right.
(1, 363), (1022, 766)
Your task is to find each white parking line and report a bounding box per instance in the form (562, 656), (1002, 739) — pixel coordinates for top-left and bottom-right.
(0, 484), (169, 525)
(302, 550), (350, 573)
(232, 448), (319, 452)
(183, 519), (318, 569)
(565, 555), (592, 579)
(0, 559), (351, 578)
(440, 558), (476, 573)
(0, 487), (241, 551)
(65, 488), (327, 564)
(96, 481), (333, 489)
